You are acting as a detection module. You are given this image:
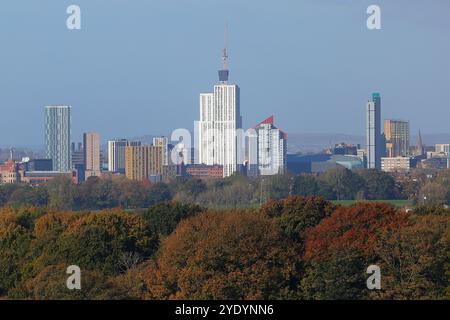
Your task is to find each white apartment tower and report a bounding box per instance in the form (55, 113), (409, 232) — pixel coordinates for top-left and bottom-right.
(254, 116), (287, 176)
(198, 30), (242, 177)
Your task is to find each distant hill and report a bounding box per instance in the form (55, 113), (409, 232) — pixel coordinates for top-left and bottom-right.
(287, 132), (450, 154)
(2, 133), (449, 158)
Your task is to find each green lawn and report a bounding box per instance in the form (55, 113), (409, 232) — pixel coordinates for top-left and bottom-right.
(332, 199), (414, 207)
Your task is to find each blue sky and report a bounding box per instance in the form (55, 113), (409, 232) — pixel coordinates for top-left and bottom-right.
(0, 0), (449, 146)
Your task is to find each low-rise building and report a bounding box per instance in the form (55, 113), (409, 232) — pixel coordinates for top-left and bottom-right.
(0, 160), (21, 184)
(185, 164), (223, 179)
(21, 171), (76, 185)
(333, 143), (358, 156)
(381, 157), (412, 172)
(420, 156), (449, 170)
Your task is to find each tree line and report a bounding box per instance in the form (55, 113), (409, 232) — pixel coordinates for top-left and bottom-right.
(0, 168), (448, 210)
(0, 197), (448, 300)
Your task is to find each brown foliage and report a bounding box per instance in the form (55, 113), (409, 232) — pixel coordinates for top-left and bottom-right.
(142, 210), (300, 300)
(370, 214), (449, 299)
(304, 203), (411, 261)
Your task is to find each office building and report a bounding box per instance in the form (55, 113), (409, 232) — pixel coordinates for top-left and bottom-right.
(198, 32), (242, 177)
(287, 154), (364, 174)
(25, 159), (53, 172)
(333, 143), (358, 156)
(71, 142), (84, 168)
(366, 93), (383, 170)
(45, 105), (71, 172)
(83, 132), (101, 180)
(384, 120), (410, 157)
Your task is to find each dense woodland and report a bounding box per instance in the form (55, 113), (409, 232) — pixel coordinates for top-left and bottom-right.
(0, 168), (449, 300)
(0, 168), (449, 210)
(0, 197), (448, 300)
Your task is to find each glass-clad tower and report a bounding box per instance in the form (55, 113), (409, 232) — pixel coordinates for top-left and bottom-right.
(45, 105), (72, 172)
(366, 93), (382, 170)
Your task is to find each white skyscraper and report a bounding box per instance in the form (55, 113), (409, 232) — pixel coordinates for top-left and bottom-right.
(198, 30), (242, 177)
(253, 116), (287, 176)
(108, 139), (141, 173)
(45, 105), (71, 172)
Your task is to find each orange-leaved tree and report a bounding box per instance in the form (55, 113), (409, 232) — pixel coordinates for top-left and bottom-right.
(142, 210), (301, 300)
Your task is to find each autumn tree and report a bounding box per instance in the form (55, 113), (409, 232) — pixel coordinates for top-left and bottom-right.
(302, 203), (411, 299)
(13, 264), (111, 300)
(0, 208), (33, 295)
(370, 214), (449, 299)
(142, 210), (301, 300)
(53, 210), (158, 275)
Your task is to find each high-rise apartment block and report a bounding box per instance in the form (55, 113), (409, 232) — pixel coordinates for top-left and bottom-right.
(253, 116), (287, 176)
(366, 93), (383, 170)
(45, 105), (71, 172)
(108, 139), (141, 173)
(384, 119), (410, 157)
(153, 137), (170, 166)
(83, 132), (101, 180)
(125, 145), (163, 181)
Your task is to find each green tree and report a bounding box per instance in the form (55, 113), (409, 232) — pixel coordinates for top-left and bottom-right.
(54, 210), (158, 275)
(357, 169), (397, 200)
(320, 167), (364, 200)
(46, 175), (77, 210)
(147, 182), (173, 206)
(260, 196), (334, 241)
(292, 175), (319, 197)
(142, 201), (203, 237)
(0, 209), (33, 295)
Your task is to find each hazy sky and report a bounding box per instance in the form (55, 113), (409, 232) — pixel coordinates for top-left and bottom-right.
(0, 0), (449, 146)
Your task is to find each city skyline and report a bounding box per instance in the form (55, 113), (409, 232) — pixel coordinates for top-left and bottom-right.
(1, 1), (449, 146)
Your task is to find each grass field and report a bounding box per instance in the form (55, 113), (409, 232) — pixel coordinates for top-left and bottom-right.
(332, 199), (414, 207)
